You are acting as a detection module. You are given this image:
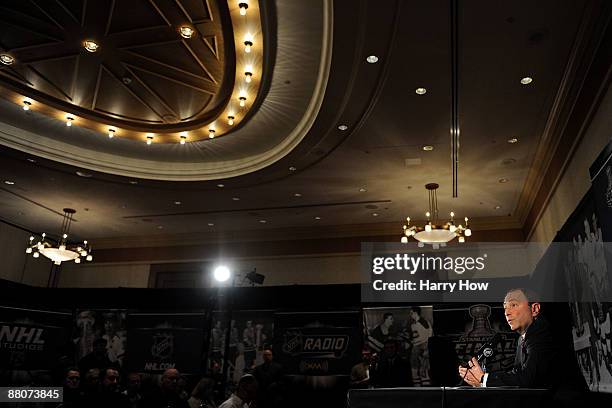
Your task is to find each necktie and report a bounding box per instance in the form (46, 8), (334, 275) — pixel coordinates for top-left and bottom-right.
(514, 337), (524, 369)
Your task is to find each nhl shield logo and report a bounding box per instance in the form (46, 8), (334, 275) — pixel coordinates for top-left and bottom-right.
(151, 332), (174, 360)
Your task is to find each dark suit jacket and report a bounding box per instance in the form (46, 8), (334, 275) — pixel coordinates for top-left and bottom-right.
(486, 317), (586, 391)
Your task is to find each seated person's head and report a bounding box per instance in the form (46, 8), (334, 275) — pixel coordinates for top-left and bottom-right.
(84, 368), (100, 387)
(64, 368), (80, 389)
(503, 288), (541, 335)
(102, 368), (120, 392)
(127, 372), (141, 392)
(161, 368), (181, 393)
(262, 347), (273, 363)
(236, 374), (258, 403)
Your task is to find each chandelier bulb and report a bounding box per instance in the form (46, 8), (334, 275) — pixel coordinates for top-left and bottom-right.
(33, 252), (39, 258)
(458, 236), (465, 243)
(209, 129), (216, 139)
(450, 211), (454, 218)
(74, 258), (81, 264)
(401, 236), (408, 244)
(86, 255), (93, 261)
(465, 228), (472, 237)
(25, 247), (32, 254)
(450, 225), (457, 233)
(244, 40), (253, 53)
(425, 224), (432, 232)
(54, 260), (61, 265)
(108, 128), (115, 138)
(29, 236), (34, 241)
(426, 211), (430, 218)
(59, 244), (66, 251)
(406, 217), (411, 223)
(465, 216), (469, 223)
(84, 240), (88, 245)
(42, 233), (46, 237)
(63, 233), (68, 239)
(23, 100), (31, 111)
(228, 116), (235, 125)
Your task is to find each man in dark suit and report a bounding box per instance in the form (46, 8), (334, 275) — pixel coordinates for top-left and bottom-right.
(458, 288), (586, 391)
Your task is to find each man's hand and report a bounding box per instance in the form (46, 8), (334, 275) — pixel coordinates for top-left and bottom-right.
(457, 357), (485, 387)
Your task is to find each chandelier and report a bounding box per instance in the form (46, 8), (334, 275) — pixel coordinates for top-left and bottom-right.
(401, 183), (471, 249)
(25, 208), (93, 265)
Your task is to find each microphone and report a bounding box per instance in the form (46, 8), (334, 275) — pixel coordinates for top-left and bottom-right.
(474, 333), (501, 363)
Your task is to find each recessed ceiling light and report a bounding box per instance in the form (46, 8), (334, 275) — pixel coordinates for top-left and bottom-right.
(259, 219), (267, 224)
(174, 201), (182, 205)
(372, 212), (379, 217)
(289, 166), (296, 171)
(294, 193), (302, 197)
(22, 100), (31, 111)
(314, 216), (321, 220)
(4, 180), (15, 185)
(359, 187), (367, 192)
(1, 54), (15, 65)
(338, 124), (348, 131)
(157, 225), (164, 229)
(494, 205), (502, 210)
(83, 40), (99, 53)
(207, 222), (214, 227)
(217, 183), (225, 188)
(422, 145), (434, 151)
(415, 87), (427, 95)
(107, 128), (116, 138)
(520, 77), (533, 85)
(27, 158), (36, 163)
(507, 138), (518, 144)
(366, 55), (379, 64)
(232, 197), (240, 201)
(239, 2), (248, 15)
(76, 171), (92, 178)
(179, 26), (195, 39)
(129, 180), (138, 185)
(498, 178), (509, 183)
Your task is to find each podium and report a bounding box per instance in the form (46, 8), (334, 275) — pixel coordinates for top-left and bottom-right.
(348, 387), (550, 408)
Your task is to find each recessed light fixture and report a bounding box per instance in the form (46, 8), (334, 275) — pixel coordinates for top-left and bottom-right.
(415, 87), (427, 95)
(174, 201), (182, 205)
(244, 68), (253, 83)
(239, 2), (248, 15)
(372, 212), (379, 217)
(289, 166), (296, 171)
(498, 177), (509, 183)
(359, 187), (367, 192)
(259, 219), (267, 224)
(494, 205), (502, 210)
(217, 183), (225, 188)
(0, 54), (15, 65)
(27, 158), (36, 163)
(366, 55), (379, 64)
(146, 134), (154, 145)
(4, 180), (15, 185)
(422, 145), (434, 151)
(22, 100), (31, 111)
(232, 197), (240, 201)
(314, 216), (321, 220)
(507, 138), (518, 144)
(157, 225), (164, 229)
(244, 37), (253, 53)
(208, 129), (216, 139)
(129, 180), (138, 185)
(520, 77), (533, 85)
(294, 193), (302, 197)
(83, 40), (99, 53)
(228, 115), (235, 125)
(108, 128), (115, 138)
(207, 222), (214, 227)
(66, 116), (74, 126)
(338, 124), (348, 131)
(76, 171), (92, 178)
(179, 132), (187, 144)
(179, 26), (195, 39)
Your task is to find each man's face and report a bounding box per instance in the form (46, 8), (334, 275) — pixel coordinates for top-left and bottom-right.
(103, 369), (119, 391)
(162, 369), (180, 392)
(384, 315), (394, 326)
(263, 350), (273, 363)
(503, 290), (538, 335)
(127, 374), (141, 391)
(65, 370), (80, 389)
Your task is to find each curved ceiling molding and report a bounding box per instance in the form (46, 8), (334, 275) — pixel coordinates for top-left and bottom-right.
(0, 0), (332, 180)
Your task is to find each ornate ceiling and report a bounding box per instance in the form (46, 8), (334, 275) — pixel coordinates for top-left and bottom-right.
(0, 0), (611, 249)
